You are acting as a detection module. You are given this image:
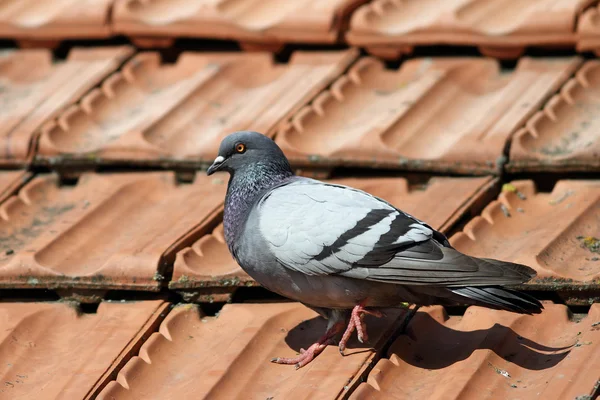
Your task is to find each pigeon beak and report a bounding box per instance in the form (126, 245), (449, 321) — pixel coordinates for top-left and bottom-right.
(207, 155), (225, 176)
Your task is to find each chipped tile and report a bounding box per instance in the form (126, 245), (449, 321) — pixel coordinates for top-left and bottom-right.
(347, 0), (594, 59)
(450, 180), (600, 288)
(0, 46), (133, 166)
(508, 61), (600, 172)
(97, 302), (404, 400)
(170, 176), (497, 290)
(351, 304), (600, 400)
(0, 172), (226, 290)
(0, 300), (167, 400)
(0, 0), (114, 41)
(113, 0), (367, 45)
(36, 50), (357, 168)
(276, 57), (580, 174)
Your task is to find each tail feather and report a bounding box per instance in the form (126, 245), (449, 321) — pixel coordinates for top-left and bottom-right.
(451, 286), (543, 315)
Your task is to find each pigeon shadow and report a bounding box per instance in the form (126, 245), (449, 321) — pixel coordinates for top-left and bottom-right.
(390, 310), (572, 371)
(283, 310), (572, 371)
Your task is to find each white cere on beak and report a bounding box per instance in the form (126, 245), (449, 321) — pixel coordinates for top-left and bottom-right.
(214, 156), (225, 163)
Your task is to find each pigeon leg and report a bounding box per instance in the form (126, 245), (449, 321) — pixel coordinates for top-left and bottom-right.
(271, 321), (345, 369)
(339, 304), (383, 355)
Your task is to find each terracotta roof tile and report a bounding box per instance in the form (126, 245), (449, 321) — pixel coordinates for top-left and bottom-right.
(0, 170), (29, 204)
(0, 172), (226, 291)
(0, 0), (114, 42)
(276, 57), (580, 174)
(351, 303), (600, 400)
(577, 3), (600, 55)
(36, 50), (357, 168)
(450, 180), (600, 290)
(508, 61), (600, 173)
(347, 0), (594, 59)
(170, 176), (497, 290)
(0, 300), (167, 400)
(113, 0), (367, 46)
(0, 46), (133, 166)
(97, 302), (405, 400)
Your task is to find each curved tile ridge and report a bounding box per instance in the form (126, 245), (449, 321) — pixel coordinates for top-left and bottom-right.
(450, 180), (600, 284)
(347, 0), (593, 45)
(276, 56), (580, 173)
(97, 302), (404, 400)
(351, 303), (600, 400)
(170, 176), (495, 290)
(0, 172), (227, 290)
(509, 60), (600, 172)
(37, 49), (357, 167)
(113, 0), (367, 43)
(0, 0), (114, 39)
(0, 300), (165, 400)
(0, 46), (132, 166)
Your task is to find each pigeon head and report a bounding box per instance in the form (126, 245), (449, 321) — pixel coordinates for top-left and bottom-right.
(207, 131), (293, 178)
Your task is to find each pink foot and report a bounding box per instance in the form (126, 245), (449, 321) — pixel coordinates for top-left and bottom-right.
(339, 305), (383, 355)
(271, 322), (344, 369)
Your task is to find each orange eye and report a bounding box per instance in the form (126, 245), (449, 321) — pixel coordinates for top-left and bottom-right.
(235, 143), (246, 153)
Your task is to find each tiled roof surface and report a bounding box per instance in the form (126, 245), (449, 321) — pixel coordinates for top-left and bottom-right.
(347, 0), (595, 58)
(0, 4), (598, 400)
(0, 172), (225, 290)
(97, 302), (405, 400)
(276, 56), (580, 173)
(0, 300), (167, 399)
(36, 50), (357, 168)
(0, 46), (132, 166)
(112, 0), (368, 47)
(351, 304), (600, 400)
(451, 180), (600, 290)
(508, 61), (600, 172)
(0, 0), (114, 43)
(170, 176), (497, 291)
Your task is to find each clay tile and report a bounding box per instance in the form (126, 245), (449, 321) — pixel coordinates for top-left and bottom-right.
(508, 60), (600, 173)
(0, 300), (167, 399)
(450, 180), (600, 288)
(0, 170), (29, 204)
(0, 0), (114, 41)
(0, 171), (227, 290)
(97, 302), (405, 400)
(347, 0), (594, 59)
(276, 57), (581, 174)
(170, 176), (497, 290)
(351, 303), (600, 400)
(0, 46), (133, 167)
(36, 49), (358, 169)
(113, 0), (367, 45)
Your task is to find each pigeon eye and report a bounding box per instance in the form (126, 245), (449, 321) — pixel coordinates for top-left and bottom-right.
(235, 143), (246, 153)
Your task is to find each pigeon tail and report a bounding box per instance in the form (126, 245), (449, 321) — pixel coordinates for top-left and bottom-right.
(451, 286), (543, 314)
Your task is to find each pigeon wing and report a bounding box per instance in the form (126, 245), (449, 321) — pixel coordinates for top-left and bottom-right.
(257, 179), (535, 286)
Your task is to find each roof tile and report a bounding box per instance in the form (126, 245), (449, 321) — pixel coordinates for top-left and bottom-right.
(450, 180), (600, 289)
(36, 50), (357, 168)
(170, 176), (497, 290)
(347, 0), (594, 58)
(0, 300), (167, 400)
(276, 57), (580, 173)
(351, 303), (600, 400)
(0, 172), (226, 290)
(97, 302), (405, 400)
(0, 46), (133, 166)
(113, 0), (367, 45)
(508, 61), (600, 172)
(0, 0), (114, 41)
(0, 170), (29, 204)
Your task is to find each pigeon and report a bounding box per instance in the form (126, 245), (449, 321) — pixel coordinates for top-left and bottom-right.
(207, 130), (542, 369)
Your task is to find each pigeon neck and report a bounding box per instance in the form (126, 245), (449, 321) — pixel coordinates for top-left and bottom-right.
(223, 162), (293, 248)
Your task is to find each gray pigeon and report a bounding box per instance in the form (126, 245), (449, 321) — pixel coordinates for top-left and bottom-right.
(207, 131), (542, 369)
